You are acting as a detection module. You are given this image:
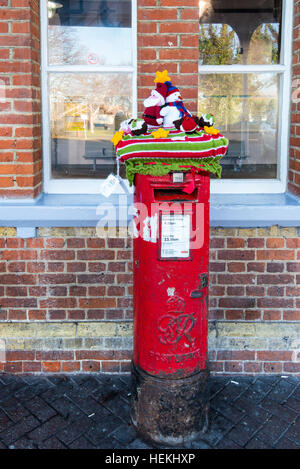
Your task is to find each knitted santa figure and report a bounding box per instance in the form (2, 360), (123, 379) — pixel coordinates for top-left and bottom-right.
(142, 82), (168, 128)
(160, 82), (192, 128)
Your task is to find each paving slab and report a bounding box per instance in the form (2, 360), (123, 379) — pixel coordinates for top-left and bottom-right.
(0, 374), (298, 449)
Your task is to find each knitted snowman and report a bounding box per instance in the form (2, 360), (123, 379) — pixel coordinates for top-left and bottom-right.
(142, 82), (168, 128)
(160, 82), (191, 128)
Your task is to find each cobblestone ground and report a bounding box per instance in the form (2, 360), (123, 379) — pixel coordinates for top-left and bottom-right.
(0, 374), (299, 449)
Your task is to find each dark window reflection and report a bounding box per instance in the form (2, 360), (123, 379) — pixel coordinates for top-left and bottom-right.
(48, 0), (132, 66)
(199, 0), (282, 65)
(199, 73), (280, 180)
(50, 73), (132, 179)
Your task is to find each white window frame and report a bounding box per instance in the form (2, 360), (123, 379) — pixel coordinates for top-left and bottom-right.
(40, 0), (137, 194)
(202, 0), (294, 194)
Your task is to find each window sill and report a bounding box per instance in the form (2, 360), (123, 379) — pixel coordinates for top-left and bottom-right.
(0, 192), (299, 236)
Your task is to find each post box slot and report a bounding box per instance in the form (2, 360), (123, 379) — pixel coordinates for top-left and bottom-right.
(154, 188), (198, 201)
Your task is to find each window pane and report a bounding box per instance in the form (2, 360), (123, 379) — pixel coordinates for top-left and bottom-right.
(49, 73), (132, 179)
(198, 73), (279, 179)
(48, 0), (132, 66)
(199, 0), (282, 65)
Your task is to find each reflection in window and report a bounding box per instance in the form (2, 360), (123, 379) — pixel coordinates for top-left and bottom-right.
(248, 24), (280, 65)
(198, 73), (279, 179)
(48, 0), (132, 66)
(50, 73), (132, 179)
(199, 0), (282, 65)
(47, 1), (133, 180)
(199, 23), (241, 65)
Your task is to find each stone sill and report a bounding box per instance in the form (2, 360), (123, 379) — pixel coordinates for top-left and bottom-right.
(0, 192), (299, 237)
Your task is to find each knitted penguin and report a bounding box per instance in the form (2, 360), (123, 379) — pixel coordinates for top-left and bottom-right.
(120, 118), (147, 136)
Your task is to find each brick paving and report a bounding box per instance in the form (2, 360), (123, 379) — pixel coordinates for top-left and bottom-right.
(0, 374), (298, 449)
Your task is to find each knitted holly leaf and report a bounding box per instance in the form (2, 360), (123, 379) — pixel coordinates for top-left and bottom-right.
(154, 70), (171, 84)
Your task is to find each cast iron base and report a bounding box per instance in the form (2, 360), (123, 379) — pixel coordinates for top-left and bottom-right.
(130, 362), (210, 446)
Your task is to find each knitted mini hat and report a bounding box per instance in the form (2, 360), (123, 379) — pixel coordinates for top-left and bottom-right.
(154, 82), (168, 101)
(165, 81), (180, 98)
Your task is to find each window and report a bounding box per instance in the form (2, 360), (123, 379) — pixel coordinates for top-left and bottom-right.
(198, 0), (293, 193)
(41, 0), (137, 193)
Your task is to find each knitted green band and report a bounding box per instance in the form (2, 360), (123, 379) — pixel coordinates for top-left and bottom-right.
(124, 156), (223, 186)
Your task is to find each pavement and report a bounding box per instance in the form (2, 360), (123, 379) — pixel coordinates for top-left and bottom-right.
(0, 373), (299, 450)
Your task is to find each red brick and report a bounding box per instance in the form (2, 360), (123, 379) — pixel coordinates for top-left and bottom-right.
(28, 310), (46, 320)
(224, 361), (243, 373)
(36, 351), (74, 361)
(283, 363), (300, 372)
(67, 262), (86, 272)
(227, 262), (246, 272)
(138, 8), (177, 21)
(86, 238), (105, 248)
(77, 250), (114, 260)
(227, 238), (245, 248)
(218, 274), (256, 285)
(6, 351), (35, 361)
(42, 361), (61, 373)
(79, 298), (116, 309)
(218, 250), (255, 261)
(263, 362), (283, 373)
(62, 362), (80, 372)
(266, 262), (284, 273)
(257, 274), (294, 285)
(160, 22), (199, 34)
(40, 250), (75, 261)
(246, 286), (265, 296)
(257, 351), (292, 361)
(263, 310), (282, 320)
(88, 286), (106, 296)
(45, 238), (65, 248)
(286, 238), (300, 248)
(266, 238), (285, 248)
(244, 362), (263, 373)
(209, 262), (225, 272)
(219, 297), (255, 308)
(217, 351), (255, 361)
(247, 262), (265, 272)
(66, 238), (85, 248)
(23, 362), (41, 372)
(82, 361), (100, 372)
(4, 362), (22, 373)
(180, 8), (198, 20)
(283, 310), (300, 320)
(107, 262), (126, 272)
(101, 361), (120, 372)
(40, 298), (77, 308)
(161, 0), (197, 5)
(257, 250), (295, 260)
(257, 298), (293, 308)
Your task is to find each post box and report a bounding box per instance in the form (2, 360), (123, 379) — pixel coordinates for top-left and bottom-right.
(130, 170), (210, 446)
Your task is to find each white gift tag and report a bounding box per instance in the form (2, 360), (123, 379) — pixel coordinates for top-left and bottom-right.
(100, 174), (120, 197)
(100, 173), (131, 197)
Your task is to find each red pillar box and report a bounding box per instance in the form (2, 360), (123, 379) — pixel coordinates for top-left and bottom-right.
(112, 70), (228, 445)
(131, 171), (210, 445)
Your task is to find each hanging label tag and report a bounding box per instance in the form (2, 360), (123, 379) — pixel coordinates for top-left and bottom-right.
(100, 173), (120, 198)
(100, 173), (131, 197)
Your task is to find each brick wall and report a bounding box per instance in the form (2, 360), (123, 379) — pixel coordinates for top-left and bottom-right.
(0, 1), (299, 376)
(0, 0), (42, 198)
(0, 226), (299, 375)
(290, 0), (300, 196)
(138, 0), (199, 115)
